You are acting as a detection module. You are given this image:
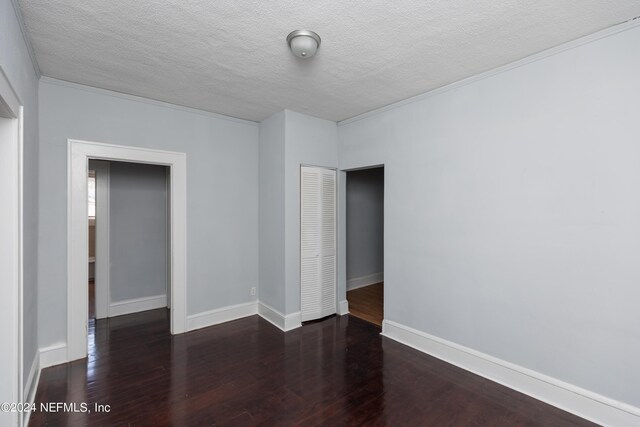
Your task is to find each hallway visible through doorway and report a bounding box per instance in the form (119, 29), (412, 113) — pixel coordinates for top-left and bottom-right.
(347, 282), (383, 326)
(345, 166), (384, 326)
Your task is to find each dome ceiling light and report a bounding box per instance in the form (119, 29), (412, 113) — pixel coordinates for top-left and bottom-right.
(286, 30), (321, 59)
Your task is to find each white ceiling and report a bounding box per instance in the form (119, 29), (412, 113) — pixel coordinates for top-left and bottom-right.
(17, 1), (640, 122)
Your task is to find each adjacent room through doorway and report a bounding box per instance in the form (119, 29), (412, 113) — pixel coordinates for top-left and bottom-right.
(345, 166), (384, 326)
(86, 160), (170, 342)
(88, 169), (96, 318)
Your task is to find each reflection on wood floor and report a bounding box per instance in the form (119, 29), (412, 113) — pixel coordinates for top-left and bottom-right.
(347, 282), (383, 326)
(29, 308), (594, 426)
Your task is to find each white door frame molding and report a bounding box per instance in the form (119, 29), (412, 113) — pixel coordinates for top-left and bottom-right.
(0, 66), (24, 427)
(91, 160), (110, 319)
(68, 139), (187, 362)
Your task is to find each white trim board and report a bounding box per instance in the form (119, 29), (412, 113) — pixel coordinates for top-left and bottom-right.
(39, 343), (68, 369)
(347, 272), (383, 291)
(187, 302), (258, 332)
(258, 302), (302, 332)
(0, 66), (23, 427)
(109, 295), (167, 318)
(23, 352), (39, 406)
(22, 351), (40, 427)
(382, 320), (640, 427)
(67, 139), (188, 362)
(337, 300), (349, 315)
(92, 160), (110, 320)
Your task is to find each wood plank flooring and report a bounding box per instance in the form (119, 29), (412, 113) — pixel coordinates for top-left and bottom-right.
(347, 282), (383, 326)
(29, 309), (594, 426)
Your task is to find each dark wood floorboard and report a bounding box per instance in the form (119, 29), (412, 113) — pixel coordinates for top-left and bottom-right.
(347, 282), (383, 326)
(30, 310), (595, 426)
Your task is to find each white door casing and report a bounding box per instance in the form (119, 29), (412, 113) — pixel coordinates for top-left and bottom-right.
(68, 139), (187, 362)
(0, 67), (23, 427)
(300, 166), (337, 322)
(92, 160), (110, 319)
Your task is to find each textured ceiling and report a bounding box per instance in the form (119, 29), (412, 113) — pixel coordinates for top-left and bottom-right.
(17, 1), (640, 122)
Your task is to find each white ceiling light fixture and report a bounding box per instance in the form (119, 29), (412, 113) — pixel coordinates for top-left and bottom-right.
(287, 30), (321, 58)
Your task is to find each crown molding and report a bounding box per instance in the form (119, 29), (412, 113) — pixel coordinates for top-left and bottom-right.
(39, 76), (259, 126)
(339, 17), (640, 126)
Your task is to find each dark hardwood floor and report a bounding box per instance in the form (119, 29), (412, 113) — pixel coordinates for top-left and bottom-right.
(347, 282), (383, 326)
(30, 310), (594, 426)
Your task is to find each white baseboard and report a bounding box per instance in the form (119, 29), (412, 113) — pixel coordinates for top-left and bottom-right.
(258, 302), (302, 332)
(187, 301), (257, 332)
(23, 351), (41, 427)
(338, 300), (349, 315)
(109, 294), (167, 318)
(40, 342), (68, 369)
(347, 272), (383, 291)
(382, 320), (640, 427)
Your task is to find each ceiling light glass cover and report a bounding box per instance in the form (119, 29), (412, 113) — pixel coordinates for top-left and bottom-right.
(287, 30), (321, 58)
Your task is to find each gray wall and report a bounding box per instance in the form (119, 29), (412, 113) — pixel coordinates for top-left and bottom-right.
(38, 79), (259, 348)
(338, 25), (640, 407)
(258, 110), (339, 315)
(346, 167), (384, 285)
(284, 110), (338, 314)
(109, 161), (167, 302)
(0, 0), (40, 395)
(258, 111), (286, 312)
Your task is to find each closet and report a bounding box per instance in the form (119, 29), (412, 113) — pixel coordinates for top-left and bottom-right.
(300, 165), (337, 321)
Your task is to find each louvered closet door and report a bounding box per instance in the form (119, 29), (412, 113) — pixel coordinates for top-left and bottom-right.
(300, 166), (336, 322)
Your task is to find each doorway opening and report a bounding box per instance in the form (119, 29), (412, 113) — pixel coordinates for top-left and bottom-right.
(345, 166), (384, 326)
(68, 139), (186, 362)
(86, 160), (170, 360)
(88, 169), (96, 319)
(87, 160), (170, 320)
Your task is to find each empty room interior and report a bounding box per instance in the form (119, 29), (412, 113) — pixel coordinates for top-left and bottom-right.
(2, 1), (640, 426)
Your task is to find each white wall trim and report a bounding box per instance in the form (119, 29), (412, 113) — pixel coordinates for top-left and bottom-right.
(68, 139), (188, 362)
(17, 103), (24, 427)
(339, 18), (640, 126)
(9, 0), (41, 78)
(283, 312), (302, 331)
(347, 272), (383, 291)
(39, 343), (68, 369)
(109, 295), (167, 318)
(187, 301), (258, 332)
(22, 351), (40, 427)
(337, 300), (349, 315)
(92, 160), (110, 320)
(258, 302), (302, 332)
(382, 320), (640, 426)
(23, 352), (39, 405)
(40, 77), (258, 126)
(0, 66), (23, 427)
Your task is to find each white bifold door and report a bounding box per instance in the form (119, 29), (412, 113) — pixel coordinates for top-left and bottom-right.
(300, 166), (337, 322)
